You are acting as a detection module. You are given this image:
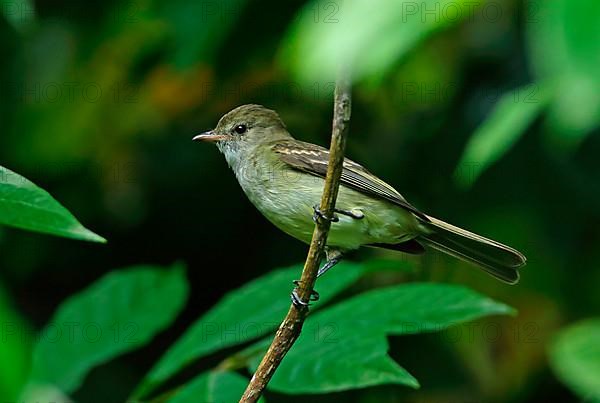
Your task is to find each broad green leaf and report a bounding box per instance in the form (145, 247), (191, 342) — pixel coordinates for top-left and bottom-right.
(281, 0), (484, 83)
(0, 165), (106, 242)
(136, 262), (365, 397)
(526, 0), (600, 146)
(251, 283), (513, 393)
(167, 371), (262, 403)
(30, 263), (189, 393)
(455, 84), (550, 188)
(549, 318), (600, 401)
(0, 286), (31, 401)
(262, 332), (419, 393)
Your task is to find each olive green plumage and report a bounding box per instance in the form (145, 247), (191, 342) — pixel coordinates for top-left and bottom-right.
(194, 104), (526, 284)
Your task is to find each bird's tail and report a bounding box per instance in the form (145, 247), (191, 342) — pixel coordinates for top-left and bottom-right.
(417, 215), (526, 284)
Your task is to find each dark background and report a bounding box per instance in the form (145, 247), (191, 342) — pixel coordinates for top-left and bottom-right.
(1, 0), (599, 402)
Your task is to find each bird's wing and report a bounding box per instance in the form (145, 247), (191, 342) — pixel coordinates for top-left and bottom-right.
(272, 140), (428, 220)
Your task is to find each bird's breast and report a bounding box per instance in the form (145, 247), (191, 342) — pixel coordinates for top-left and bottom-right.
(230, 154), (419, 250)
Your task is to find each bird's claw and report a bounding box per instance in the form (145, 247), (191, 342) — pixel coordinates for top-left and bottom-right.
(312, 205), (339, 223)
(291, 280), (320, 307)
(290, 289), (309, 307)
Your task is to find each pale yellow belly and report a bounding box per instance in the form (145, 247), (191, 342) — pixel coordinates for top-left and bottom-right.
(240, 171), (421, 251)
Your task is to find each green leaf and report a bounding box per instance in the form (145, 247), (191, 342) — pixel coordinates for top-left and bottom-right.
(30, 263), (189, 393)
(251, 283), (513, 393)
(166, 371), (261, 403)
(549, 318), (600, 401)
(136, 262), (365, 397)
(264, 332), (419, 393)
(455, 84), (550, 188)
(0, 165), (106, 242)
(0, 286), (31, 401)
(281, 0), (484, 83)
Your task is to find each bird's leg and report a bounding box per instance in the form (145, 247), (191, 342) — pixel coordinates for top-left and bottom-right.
(313, 205), (364, 223)
(318, 248), (343, 277)
(290, 249), (343, 307)
(334, 208), (364, 220)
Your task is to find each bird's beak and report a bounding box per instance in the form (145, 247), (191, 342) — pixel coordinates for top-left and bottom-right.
(192, 130), (231, 143)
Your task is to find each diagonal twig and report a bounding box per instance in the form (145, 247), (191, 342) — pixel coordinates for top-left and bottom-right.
(239, 73), (352, 402)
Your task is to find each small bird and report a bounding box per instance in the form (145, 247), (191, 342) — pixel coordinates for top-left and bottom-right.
(194, 104), (526, 303)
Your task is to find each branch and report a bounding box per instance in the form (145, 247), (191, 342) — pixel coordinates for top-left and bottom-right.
(239, 74), (352, 402)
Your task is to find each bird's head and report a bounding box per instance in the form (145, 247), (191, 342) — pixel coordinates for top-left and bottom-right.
(193, 104), (290, 153)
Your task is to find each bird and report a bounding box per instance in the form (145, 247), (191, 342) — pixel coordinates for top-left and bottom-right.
(193, 104), (526, 303)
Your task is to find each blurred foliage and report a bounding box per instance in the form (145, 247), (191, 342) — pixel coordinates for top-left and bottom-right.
(282, 0), (485, 83)
(0, 286), (30, 401)
(549, 319), (600, 401)
(1, 0), (599, 402)
(2, 0), (34, 32)
(454, 83), (550, 187)
(527, 0), (600, 146)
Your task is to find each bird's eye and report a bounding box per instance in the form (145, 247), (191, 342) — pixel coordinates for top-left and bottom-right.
(234, 124), (247, 134)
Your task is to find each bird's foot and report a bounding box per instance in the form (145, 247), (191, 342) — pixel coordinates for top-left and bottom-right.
(312, 205), (364, 222)
(291, 280), (320, 307)
(312, 205), (339, 223)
